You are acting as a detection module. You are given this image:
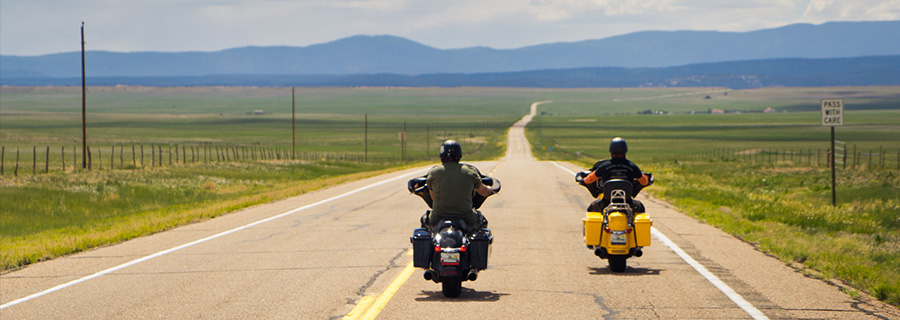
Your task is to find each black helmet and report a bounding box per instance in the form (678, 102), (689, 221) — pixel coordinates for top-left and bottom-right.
(609, 137), (628, 155)
(439, 140), (462, 162)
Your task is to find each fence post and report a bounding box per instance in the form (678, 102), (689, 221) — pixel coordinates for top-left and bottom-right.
(61, 146), (65, 172)
(15, 148), (20, 176)
(111, 146), (115, 170)
(87, 146), (92, 170)
(880, 146), (884, 169)
(46, 146), (50, 173)
(33, 146), (36, 175)
(869, 149), (873, 169)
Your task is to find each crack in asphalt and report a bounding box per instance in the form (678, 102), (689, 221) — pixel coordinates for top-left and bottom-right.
(355, 248), (407, 296)
(333, 248), (408, 320)
(849, 301), (895, 320)
(560, 290), (621, 319)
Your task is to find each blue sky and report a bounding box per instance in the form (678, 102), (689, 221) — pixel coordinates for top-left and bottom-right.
(1, 0), (898, 56)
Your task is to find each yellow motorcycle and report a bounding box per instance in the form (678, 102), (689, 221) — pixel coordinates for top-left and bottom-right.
(576, 172), (653, 272)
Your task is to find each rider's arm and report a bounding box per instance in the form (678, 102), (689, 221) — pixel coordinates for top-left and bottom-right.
(476, 184), (493, 197)
(583, 170), (599, 184)
(636, 173), (649, 186)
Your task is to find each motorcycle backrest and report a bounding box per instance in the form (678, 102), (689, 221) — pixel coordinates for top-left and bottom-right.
(602, 179), (633, 203)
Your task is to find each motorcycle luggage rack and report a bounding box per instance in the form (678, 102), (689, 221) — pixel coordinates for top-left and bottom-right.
(602, 203), (635, 227)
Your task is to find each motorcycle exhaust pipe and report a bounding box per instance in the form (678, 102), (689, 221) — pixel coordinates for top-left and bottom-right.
(594, 247), (608, 259)
(423, 270), (435, 281)
(467, 269), (478, 281)
(633, 248), (643, 257)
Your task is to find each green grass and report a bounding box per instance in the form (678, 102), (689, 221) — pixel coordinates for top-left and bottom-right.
(0, 86), (533, 165)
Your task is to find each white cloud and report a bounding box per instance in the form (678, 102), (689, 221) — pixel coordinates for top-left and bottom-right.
(1, 0), (897, 55)
(804, 0), (900, 20)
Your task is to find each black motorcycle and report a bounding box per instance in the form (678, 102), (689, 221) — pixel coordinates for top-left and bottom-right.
(408, 174), (500, 298)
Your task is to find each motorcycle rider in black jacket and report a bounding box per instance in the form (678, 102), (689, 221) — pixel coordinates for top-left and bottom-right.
(581, 137), (650, 213)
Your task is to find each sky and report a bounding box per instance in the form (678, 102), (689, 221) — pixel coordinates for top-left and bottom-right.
(2, 0), (899, 56)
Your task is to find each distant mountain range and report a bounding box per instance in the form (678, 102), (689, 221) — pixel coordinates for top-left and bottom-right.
(6, 55), (897, 89)
(2, 20), (899, 88)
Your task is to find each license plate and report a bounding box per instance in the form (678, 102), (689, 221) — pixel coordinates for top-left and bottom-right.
(441, 252), (460, 265)
(610, 233), (627, 245)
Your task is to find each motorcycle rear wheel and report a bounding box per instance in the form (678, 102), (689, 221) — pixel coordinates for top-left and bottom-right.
(442, 280), (462, 298)
(608, 255), (627, 272)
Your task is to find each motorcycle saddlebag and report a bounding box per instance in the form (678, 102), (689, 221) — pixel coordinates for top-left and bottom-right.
(410, 228), (433, 268)
(583, 212), (605, 246)
(468, 228), (493, 270)
(634, 213), (652, 247)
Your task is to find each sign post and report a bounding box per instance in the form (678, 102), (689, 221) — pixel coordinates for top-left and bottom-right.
(821, 99), (843, 206)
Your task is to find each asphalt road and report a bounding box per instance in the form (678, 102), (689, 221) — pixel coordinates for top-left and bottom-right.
(2, 102), (898, 319)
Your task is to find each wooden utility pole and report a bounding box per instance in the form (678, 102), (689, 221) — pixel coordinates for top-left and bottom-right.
(364, 113), (368, 162)
(81, 22), (88, 169)
(402, 121), (407, 162)
(292, 87), (296, 160)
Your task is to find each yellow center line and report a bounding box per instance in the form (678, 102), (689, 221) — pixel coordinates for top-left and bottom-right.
(342, 296), (374, 320)
(344, 250), (416, 320)
(359, 260), (416, 320)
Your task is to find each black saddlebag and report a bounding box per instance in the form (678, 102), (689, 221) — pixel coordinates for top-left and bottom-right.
(469, 228), (493, 270)
(411, 228), (433, 268)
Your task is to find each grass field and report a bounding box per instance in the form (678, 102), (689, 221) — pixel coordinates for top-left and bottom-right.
(0, 86), (536, 164)
(1, 85), (898, 306)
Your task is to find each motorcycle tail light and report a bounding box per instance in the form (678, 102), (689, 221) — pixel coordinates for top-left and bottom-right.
(434, 246), (441, 252)
(627, 228), (633, 233)
(604, 227), (611, 233)
(460, 246), (467, 252)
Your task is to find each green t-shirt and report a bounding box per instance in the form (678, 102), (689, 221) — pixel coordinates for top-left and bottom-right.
(426, 162), (483, 225)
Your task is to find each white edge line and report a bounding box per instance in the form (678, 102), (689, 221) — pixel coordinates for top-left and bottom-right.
(1, 170), (423, 309)
(651, 228), (768, 320)
(550, 161), (768, 320)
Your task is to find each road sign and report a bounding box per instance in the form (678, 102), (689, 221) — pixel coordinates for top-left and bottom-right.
(821, 99), (843, 126)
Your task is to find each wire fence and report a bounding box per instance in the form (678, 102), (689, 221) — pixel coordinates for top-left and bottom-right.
(686, 146), (899, 170)
(0, 144), (430, 177)
(535, 136), (896, 171)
